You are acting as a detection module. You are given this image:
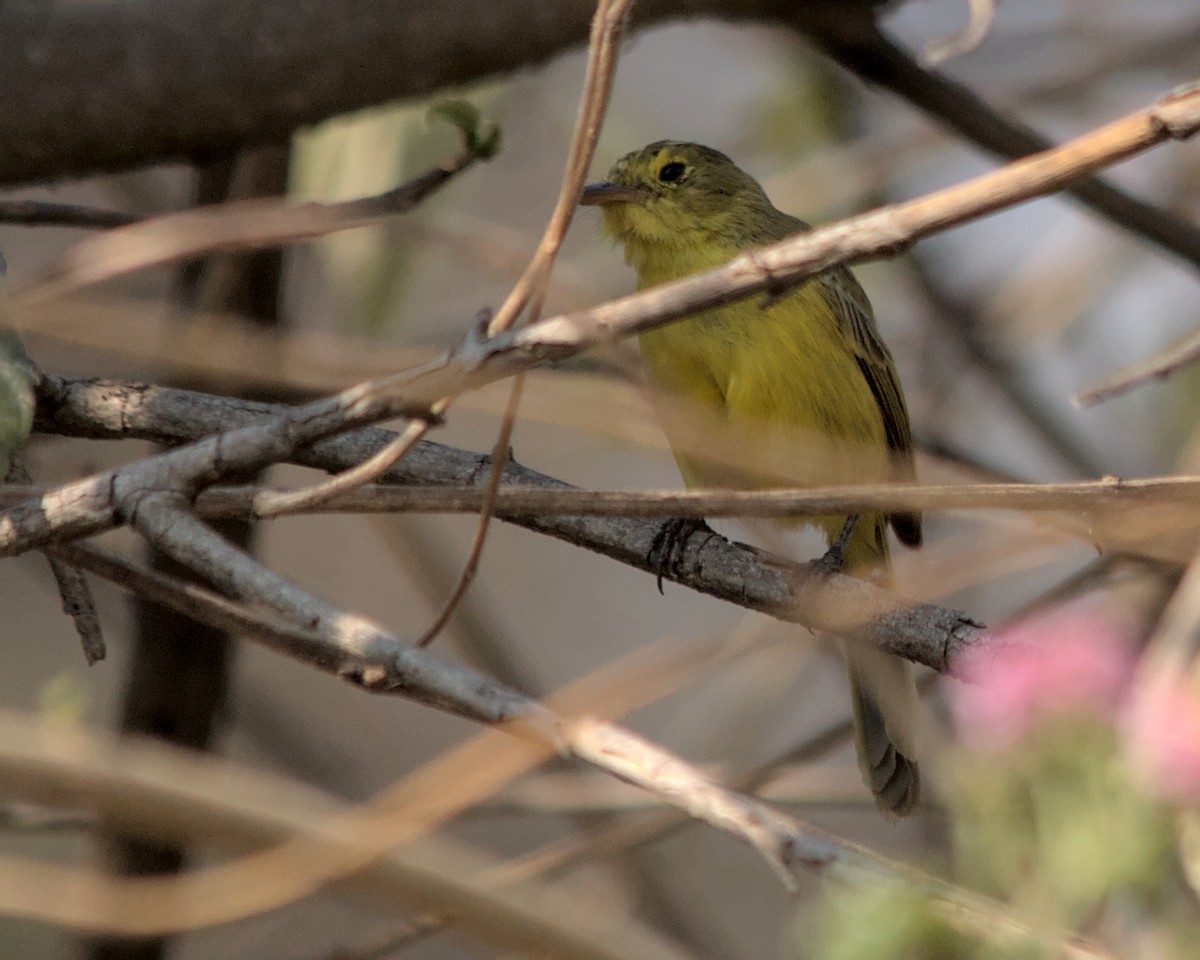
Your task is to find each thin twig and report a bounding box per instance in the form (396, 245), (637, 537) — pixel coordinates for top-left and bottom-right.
(427, 0), (632, 645)
(488, 80), (1200, 367)
(367, 512), (545, 689)
(487, 0), (631, 336)
(226, 474), (1200, 520)
(558, 717), (1108, 959)
(14, 471), (1200, 523)
(1074, 323), (1200, 408)
(253, 419), (432, 518)
(324, 918), (445, 960)
(2, 474), (1189, 524)
(42, 553), (106, 665)
(415, 377), (521, 647)
(14, 142), (491, 303)
(803, 17), (1200, 271)
(5, 461), (104, 664)
(488, 691), (898, 887)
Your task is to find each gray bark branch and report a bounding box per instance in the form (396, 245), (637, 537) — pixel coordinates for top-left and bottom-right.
(35, 375), (981, 674)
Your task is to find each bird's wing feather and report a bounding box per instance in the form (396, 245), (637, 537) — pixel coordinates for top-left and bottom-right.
(822, 269), (923, 547)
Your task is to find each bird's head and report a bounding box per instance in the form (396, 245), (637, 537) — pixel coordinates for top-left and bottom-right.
(580, 141), (779, 257)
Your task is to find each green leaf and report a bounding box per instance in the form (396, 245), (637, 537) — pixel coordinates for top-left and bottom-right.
(427, 99), (501, 160)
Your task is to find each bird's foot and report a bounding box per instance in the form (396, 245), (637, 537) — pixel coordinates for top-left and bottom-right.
(814, 514), (860, 575)
(648, 517), (717, 594)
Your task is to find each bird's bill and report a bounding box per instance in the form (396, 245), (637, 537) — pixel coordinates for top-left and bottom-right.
(580, 182), (651, 206)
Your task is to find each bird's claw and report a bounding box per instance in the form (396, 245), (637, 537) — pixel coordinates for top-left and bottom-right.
(814, 514), (860, 575)
(648, 517), (716, 594)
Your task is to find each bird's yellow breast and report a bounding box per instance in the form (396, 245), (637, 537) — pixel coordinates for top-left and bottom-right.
(637, 264), (890, 497)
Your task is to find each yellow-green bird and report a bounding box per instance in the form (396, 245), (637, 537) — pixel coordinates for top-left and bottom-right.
(582, 141), (921, 816)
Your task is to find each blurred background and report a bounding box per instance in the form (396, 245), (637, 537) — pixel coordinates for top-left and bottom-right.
(3, 0), (1200, 956)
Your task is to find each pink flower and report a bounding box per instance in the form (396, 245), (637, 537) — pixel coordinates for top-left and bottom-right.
(1125, 680), (1200, 805)
(951, 611), (1135, 749)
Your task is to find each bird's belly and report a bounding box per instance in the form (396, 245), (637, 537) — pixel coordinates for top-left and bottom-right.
(638, 288), (890, 496)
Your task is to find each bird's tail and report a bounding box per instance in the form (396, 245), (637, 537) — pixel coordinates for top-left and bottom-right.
(844, 641), (919, 816)
(835, 515), (920, 817)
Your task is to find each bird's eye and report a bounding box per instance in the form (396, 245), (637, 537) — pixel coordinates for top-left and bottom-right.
(658, 162), (687, 184)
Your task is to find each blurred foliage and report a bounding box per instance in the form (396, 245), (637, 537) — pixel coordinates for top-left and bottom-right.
(951, 718), (1174, 926)
(36, 671), (90, 726)
(798, 881), (979, 960)
(799, 615), (1200, 959)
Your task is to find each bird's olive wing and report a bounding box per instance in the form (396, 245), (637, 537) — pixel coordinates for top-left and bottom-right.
(823, 270), (922, 548)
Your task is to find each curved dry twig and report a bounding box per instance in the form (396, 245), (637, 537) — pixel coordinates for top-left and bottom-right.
(488, 0), (630, 336)
(414, 377), (520, 648)
(254, 419), (432, 518)
(427, 0), (633, 648)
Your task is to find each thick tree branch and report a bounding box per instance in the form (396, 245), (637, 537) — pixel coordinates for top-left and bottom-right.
(0, 0), (883, 186)
(0, 0), (1195, 289)
(35, 375), (979, 672)
(50, 539), (550, 728)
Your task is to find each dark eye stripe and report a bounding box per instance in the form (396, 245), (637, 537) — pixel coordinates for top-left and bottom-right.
(658, 161), (686, 183)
